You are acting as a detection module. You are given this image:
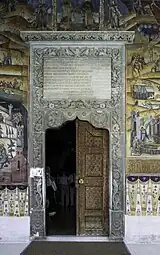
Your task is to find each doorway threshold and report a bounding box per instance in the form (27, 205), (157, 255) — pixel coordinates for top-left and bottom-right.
(43, 236), (123, 242)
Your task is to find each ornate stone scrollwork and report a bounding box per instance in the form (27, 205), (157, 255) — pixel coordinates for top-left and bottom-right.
(110, 211), (124, 238)
(26, 32), (135, 239)
(30, 209), (45, 237)
(30, 176), (43, 209)
(90, 111), (110, 129)
(21, 31), (135, 44)
(45, 110), (65, 128)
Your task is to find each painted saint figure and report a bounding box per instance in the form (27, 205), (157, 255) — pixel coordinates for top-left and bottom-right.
(35, 4), (48, 29)
(57, 0), (100, 29)
(140, 126), (149, 142)
(109, 0), (121, 28)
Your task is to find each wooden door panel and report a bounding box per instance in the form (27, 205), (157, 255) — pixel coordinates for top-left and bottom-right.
(76, 119), (109, 236)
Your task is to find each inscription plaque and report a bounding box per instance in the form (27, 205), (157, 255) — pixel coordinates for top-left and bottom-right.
(43, 57), (111, 100)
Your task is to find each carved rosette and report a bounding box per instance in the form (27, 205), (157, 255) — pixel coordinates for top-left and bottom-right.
(27, 31), (135, 239)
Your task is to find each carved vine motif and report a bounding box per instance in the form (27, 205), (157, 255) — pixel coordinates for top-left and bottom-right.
(30, 177), (43, 210)
(28, 33), (135, 238)
(111, 211), (124, 237)
(21, 31), (135, 44)
(30, 210), (45, 236)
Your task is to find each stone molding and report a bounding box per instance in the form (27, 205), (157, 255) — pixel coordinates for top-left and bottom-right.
(21, 31), (135, 44)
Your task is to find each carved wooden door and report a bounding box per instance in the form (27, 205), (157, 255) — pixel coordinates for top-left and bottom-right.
(76, 119), (109, 236)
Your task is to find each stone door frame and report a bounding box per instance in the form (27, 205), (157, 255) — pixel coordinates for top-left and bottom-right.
(21, 31), (135, 239)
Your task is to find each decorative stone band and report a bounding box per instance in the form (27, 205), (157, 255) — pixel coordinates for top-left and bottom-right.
(20, 31), (135, 44)
(126, 158), (160, 174)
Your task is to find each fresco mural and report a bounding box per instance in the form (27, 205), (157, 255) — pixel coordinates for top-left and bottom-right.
(124, 1), (160, 214)
(0, 185), (28, 216)
(126, 44), (160, 157)
(126, 176), (160, 216)
(0, 0), (159, 215)
(124, 1), (160, 158)
(0, 0), (53, 30)
(57, 0), (100, 30)
(0, 10), (28, 184)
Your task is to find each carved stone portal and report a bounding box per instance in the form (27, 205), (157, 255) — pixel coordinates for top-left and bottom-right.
(21, 31), (135, 239)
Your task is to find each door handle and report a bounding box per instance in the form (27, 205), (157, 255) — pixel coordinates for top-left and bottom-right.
(78, 178), (84, 184)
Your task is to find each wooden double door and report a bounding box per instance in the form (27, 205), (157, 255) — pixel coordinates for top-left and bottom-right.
(76, 120), (109, 236)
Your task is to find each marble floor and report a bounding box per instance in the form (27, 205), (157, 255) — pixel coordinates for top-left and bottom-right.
(0, 243), (160, 255)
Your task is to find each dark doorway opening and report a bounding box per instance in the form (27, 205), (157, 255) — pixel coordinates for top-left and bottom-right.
(45, 120), (76, 236)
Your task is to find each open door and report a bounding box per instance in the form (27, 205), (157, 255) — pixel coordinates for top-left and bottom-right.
(76, 119), (109, 236)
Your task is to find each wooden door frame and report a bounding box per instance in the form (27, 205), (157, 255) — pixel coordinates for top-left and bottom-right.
(21, 31), (135, 240)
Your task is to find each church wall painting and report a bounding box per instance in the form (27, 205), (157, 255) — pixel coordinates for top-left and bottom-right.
(126, 43), (160, 157)
(0, 36), (28, 185)
(56, 0), (100, 30)
(0, 0), (54, 187)
(126, 176), (160, 216)
(0, 0), (160, 217)
(0, 0), (55, 217)
(122, 0), (160, 214)
(0, 0), (53, 31)
(0, 185), (28, 216)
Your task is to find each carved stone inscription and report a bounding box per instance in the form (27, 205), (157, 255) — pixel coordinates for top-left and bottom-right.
(43, 56), (111, 100)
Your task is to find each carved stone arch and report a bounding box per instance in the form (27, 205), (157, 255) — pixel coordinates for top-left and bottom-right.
(44, 109), (111, 131)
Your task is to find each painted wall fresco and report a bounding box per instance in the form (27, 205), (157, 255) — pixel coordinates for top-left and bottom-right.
(126, 176), (160, 216)
(0, 0), (53, 30)
(126, 43), (160, 157)
(124, 1), (160, 159)
(0, 0), (160, 216)
(0, 1), (30, 185)
(57, 0), (100, 30)
(124, 1), (160, 215)
(0, 185), (28, 216)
